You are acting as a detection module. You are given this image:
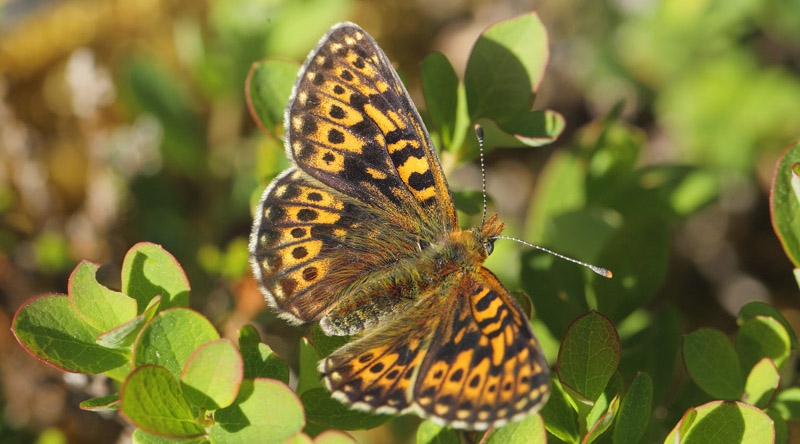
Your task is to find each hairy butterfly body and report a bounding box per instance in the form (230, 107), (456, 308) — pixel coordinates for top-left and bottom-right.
(249, 22), (549, 430)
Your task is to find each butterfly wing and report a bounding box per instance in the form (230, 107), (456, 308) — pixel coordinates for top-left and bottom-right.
(284, 22), (456, 231)
(320, 267), (550, 430)
(250, 167), (422, 329)
(251, 22), (458, 332)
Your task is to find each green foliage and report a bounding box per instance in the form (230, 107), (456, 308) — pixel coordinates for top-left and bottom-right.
(10, 10), (800, 444)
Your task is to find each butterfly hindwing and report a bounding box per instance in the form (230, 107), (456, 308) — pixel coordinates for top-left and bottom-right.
(320, 294), (440, 414)
(251, 167), (429, 334)
(286, 22), (456, 231)
(319, 267), (549, 430)
(411, 268), (549, 430)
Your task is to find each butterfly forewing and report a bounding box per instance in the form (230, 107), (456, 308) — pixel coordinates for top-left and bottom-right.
(286, 23), (456, 231)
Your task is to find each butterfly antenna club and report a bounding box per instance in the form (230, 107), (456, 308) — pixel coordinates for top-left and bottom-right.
(491, 235), (613, 278)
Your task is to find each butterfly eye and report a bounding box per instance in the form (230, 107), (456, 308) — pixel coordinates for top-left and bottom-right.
(484, 240), (495, 255)
(417, 239), (430, 251)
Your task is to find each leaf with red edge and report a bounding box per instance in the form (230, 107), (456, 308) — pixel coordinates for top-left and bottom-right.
(122, 242), (190, 311)
(770, 141), (800, 266)
(181, 339), (243, 410)
(69, 260), (137, 332)
(556, 311), (621, 402)
(246, 59), (298, 139)
(12, 294), (128, 373)
(120, 365), (204, 438)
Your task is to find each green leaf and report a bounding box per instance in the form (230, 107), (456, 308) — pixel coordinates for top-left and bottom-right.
(743, 358), (779, 408)
(313, 430), (358, 444)
(246, 59), (298, 138)
(482, 413), (547, 444)
(738, 301), (798, 348)
(132, 428), (208, 444)
(765, 407), (788, 444)
(122, 242), (190, 311)
(301, 387), (391, 431)
(181, 338), (243, 410)
(133, 308), (220, 379)
(421, 52), (468, 152)
(495, 110), (566, 147)
(97, 295), (161, 350)
(524, 151), (587, 243)
(286, 434), (314, 444)
(297, 337), (323, 395)
(618, 306), (681, 404)
(416, 420), (459, 444)
(11, 294), (128, 373)
(210, 378), (305, 443)
(770, 141), (800, 266)
(735, 316), (791, 372)
(68, 261), (137, 332)
(556, 311), (621, 402)
(120, 365), (204, 438)
(664, 401), (774, 444)
(79, 393), (120, 411)
(239, 326), (290, 383)
(541, 379), (580, 444)
(682, 328), (744, 400)
(772, 387), (800, 420)
(592, 217), (671, 322)
(465, 12), (548, 121)
(584, 392), (619, 444)
(312, 325), (351, 360)
(612, 373), (653, 444)
(451, 189), (487, 216)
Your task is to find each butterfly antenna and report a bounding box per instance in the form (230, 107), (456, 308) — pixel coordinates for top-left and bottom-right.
(475, 124), (488, 228)
(491, 235), (613, 278)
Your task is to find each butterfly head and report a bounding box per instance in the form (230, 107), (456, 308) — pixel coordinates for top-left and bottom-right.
(474, 213), (504, 258)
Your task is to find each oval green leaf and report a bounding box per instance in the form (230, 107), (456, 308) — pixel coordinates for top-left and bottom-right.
(744, 358), (779, 408)
(612, 372), (653, 444)
(181, 338), (243, 410)
(11, 294), (128, 373)
(69, 260), (137, 332)
(736, 316), (791, 372)
(495, 110), (565, 147)
(738, 301), (798, 348)
(245, 59), (299, 138)
(465, 12), (549, 121)
(122, 242), (190, 311)
(120, 365), (204, 438)
(770, 141), (800, 266)
(133, 308), (220, 379)
(682, 328), (744, 400)
(664, 401), (774, 444)
(556, 311), (621, 401)
(211, 378), (305, 444)
(421, 51), (468, 152)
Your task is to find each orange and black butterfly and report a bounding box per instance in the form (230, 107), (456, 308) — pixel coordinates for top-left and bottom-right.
(249, 22), (550, 430)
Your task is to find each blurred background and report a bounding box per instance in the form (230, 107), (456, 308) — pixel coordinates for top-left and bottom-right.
(1, 0), (799, 442)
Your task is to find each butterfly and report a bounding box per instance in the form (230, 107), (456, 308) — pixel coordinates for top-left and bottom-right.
(249, 22), (550, 430)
